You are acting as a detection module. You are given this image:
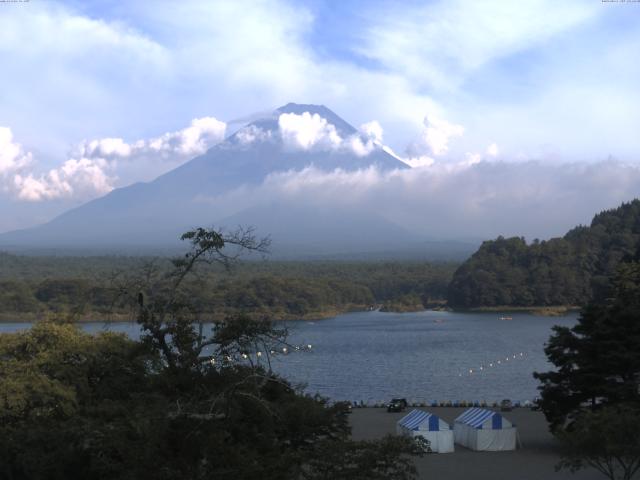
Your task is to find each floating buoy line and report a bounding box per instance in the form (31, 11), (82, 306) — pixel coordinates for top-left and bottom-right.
(205, 343), (313, 365)
(458, 352), (526, 377)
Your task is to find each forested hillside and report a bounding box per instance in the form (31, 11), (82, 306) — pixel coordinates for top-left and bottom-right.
(0, 255), (456, 321)
(448, 199), (640, 307)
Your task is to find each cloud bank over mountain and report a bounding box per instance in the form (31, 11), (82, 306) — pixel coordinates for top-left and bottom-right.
(200, 159), (640, 241)
(1, 1), (639, 236)
(2, 117), (226, 202)
(3, 103), (639, 248)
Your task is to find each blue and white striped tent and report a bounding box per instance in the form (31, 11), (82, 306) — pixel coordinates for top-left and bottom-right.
(454, 408), (516, 451)
(396, 410), (454, 453)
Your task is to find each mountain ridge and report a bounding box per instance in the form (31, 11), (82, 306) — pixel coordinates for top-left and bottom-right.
(0, 103), (418, 254)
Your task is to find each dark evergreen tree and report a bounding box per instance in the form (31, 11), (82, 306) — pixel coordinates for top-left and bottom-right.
(534, 260), (640, 430)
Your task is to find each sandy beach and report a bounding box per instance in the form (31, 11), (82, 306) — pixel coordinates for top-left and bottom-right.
(350, 407), (604, 480)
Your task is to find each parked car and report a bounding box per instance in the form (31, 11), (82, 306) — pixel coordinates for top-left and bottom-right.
(387, 398), (408, 412)
(335, 401), (353, 415)
(500, 399), (513, 411)
(530, 398), (541, 411)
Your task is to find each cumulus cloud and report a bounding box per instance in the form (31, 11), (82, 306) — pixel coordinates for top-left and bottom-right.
(13, 158), (113, 202)
(0, 127), (32, 174)
(359, 121), (384, 143)
(4, 117), (226, 202)
(77, 116), (226, 161)
(276, 112), (385, 157)
(348, 121), (385, 157)
(78, 138), (133, 159)
(278, 112), (342, 151)
(146, 117), (226, 157)
(408, 114), (465, 157)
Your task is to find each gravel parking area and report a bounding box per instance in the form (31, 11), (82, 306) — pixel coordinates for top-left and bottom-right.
(350, 407), (604, 480)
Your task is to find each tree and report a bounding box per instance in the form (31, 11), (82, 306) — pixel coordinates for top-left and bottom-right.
(534, 261), (640, 429)
(448, 200), (640, 308)
(556, 404), (640, 480)
(302, 435), (423, 480)
(0, 227), (422, 480)
(535, 260), (640, 479)
(0, 322), (154, 479)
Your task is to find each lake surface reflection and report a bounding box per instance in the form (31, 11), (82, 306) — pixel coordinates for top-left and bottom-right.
(0, 310), (577, 403)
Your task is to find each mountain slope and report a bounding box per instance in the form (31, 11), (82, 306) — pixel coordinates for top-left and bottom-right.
(0, 103), (413, 253)
(447, 199), (640, 307)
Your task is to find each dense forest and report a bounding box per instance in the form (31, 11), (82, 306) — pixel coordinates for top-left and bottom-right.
(448, 199), (640, 308)
(0, 254), (456, 321)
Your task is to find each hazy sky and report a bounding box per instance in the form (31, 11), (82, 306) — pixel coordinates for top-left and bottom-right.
(1, 0), (639, 235)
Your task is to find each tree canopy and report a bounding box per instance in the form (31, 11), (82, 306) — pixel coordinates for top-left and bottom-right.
(448, 199), (640, 307)
(534, 257), (640, 479)
(534, 260), (640, 430)
(0, 227), (422, 480)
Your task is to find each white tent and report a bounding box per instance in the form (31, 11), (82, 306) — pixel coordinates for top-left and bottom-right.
(396, 409), (454, 453)
(453, 407), (517, 451)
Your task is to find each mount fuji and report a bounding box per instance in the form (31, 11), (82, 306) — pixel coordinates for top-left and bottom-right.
(0, 104), (473, 258)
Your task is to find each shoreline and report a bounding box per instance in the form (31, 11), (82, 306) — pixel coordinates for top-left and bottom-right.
(0, 303), (579, 323)
(455, 305), (581, 316)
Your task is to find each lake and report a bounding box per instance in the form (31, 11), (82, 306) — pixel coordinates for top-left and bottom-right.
(0, 310), (577, 404)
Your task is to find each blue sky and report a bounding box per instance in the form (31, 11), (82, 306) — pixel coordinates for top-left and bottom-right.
(0, 0), (639, 233)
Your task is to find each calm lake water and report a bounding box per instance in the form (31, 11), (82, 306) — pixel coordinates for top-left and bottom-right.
(0, 310), (577, 403)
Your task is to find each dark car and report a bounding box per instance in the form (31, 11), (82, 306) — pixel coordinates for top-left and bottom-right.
(335, 401), (353, 415)
(387, 398), (408, 412)
(500, 399), (513, 411)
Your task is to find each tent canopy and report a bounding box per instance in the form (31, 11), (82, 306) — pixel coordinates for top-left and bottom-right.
(454, 408), (517, 451)
(455, 407), (512, 429)
(398, 409), (450, 431)
(397, 409), (455, 453)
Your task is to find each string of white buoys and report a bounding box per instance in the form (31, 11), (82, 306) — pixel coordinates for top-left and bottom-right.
(459, 352), (525, 376)
(207, 344), (313, 365)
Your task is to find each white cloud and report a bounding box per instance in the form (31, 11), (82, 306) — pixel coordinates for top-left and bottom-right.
(13, 158), (112, 202)
(0, 127), (32, 174)
(147, 117), (227, 157)
(409, 114), (465, 157)
(235, 125), (273, 145)
(5, 116), (226, 202)
(77, 116), (226, 161)
(79, 138), (133, 158)
(347, 121), (385, 157)
(277, 112), (389, 157)
(278, 112), (342, 151)
(359, 121), (384, 143)
(356, 0), (597, 91)
(208, 158), (640, 240)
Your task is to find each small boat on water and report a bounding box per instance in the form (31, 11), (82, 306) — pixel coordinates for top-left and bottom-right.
(500, 316), (513, 321)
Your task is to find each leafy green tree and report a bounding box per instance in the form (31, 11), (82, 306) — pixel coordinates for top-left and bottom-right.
(0, 322), (153, 479)
(556, 404), (640, 480)
(0, 227), (422, 480)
